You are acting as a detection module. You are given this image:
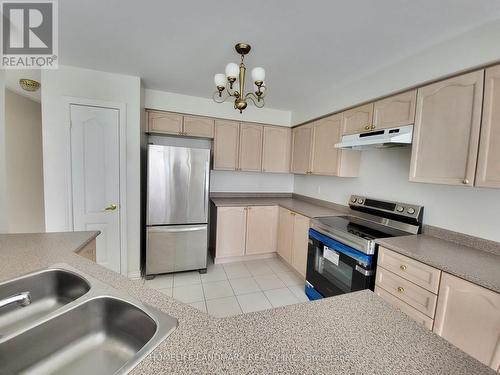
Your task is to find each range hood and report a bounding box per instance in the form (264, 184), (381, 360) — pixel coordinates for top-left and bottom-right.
(335, 125), (413, 150)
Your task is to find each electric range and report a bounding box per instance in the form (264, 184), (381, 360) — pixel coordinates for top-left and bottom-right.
(305, 195), (423, 300)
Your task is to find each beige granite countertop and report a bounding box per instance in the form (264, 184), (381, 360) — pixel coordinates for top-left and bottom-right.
(210, 196), (347, 218)
(376, 234), (500, 293)
(0, 232), (494, 374)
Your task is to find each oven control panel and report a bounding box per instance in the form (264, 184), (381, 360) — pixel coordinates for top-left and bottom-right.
(349, 195), (422, 219)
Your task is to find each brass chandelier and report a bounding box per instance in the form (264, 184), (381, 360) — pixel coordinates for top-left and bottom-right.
(213, 43), (266, 113)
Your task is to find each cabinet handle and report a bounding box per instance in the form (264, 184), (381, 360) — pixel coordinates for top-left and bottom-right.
(462, 179), (469, 184)
(364, 125), (371, 130)
(397, 287), (405, 293)
(371, 125), (376, 130)
(400, 265), (407, 271)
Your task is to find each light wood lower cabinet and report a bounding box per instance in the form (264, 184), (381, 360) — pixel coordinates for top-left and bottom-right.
(277, 207), (294, 263)
(262, 126), (291, 173)
(245, 206), (278, 255)
(214, 120), (240, 170)
(476, 64), (500, 188)
(291, 213), (310, 278)
(409, 70), (484, 186)
(215, 206), (247, 258)
(215, 206), (278, 259)
(276, 207), (310, 278)
(433, 273), (500, 371)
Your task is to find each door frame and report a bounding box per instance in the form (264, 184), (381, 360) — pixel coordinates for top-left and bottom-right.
(64, 96), (128, 276)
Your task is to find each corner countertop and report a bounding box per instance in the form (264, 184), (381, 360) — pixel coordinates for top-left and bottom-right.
(376, 235), (500, 293)
(210, 196), (347, 218)
(0, 232), (494, 374)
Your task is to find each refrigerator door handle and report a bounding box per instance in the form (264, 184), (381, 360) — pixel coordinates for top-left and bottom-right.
(204, 160), (209, 219)
(148, 225), (206, 233)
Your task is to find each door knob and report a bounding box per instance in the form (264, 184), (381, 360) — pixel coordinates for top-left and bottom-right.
(104, 203), (117, 211)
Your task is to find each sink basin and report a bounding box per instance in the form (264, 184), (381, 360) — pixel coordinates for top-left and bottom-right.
(0, 269), (90, 337)
(0, 296), (177, 375)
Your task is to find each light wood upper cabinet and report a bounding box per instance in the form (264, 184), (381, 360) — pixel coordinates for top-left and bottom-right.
(277, 207), (294, 263)
(291, 124), (313, 174)
(214, 120), (240, 171)
(310, 114), (360, 177)
(148, 111), (183, 134)
(291, 212), (310, 278)
(373, 90), (417, 129)
(245, 206), (278, 255)
(409, 70), (484, 186)
(342, 103), (374, 135)
(238, 123), (263, 172)
(183, 115), (214, 138)
(215, 206), (247, 258)
(433, 273), (500, 370)
(262, 126), (291, 173)
(477, 65), (500, 188)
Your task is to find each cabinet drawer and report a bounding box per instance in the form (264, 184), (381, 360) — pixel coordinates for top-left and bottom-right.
(375, 286), (433, 330)
(378, 246), (441, 293)
(376, 267), (437, 318)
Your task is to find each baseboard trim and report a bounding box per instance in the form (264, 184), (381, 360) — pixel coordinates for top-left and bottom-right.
(214, 252), (277, 264)
(127, 270), (142, 280)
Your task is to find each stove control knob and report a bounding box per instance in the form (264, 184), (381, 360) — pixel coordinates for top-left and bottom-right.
(407, 207), (415, 215)
(357, 198), (364, 204)
(396, 206), (404, 213)
(351, 197), (357, 203)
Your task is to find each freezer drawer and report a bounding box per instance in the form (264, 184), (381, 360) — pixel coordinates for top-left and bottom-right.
(146, 225), (208, 275)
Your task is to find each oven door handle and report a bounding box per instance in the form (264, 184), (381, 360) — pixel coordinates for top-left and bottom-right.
(355, 265), (375, 276)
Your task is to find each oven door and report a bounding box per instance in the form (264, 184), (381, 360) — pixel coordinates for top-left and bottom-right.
(306, 229), (375, 298)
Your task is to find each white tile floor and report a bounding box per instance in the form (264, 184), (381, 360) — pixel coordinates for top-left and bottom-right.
(144, 257), (310, 318)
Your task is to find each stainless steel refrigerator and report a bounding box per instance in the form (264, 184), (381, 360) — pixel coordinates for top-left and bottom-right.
(146, 144), (210, 276)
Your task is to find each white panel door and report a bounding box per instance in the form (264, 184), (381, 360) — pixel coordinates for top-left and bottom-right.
(70, 104), (121, 273)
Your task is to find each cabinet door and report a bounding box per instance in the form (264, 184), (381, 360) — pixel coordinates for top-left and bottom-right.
(148, 111), (183, 134)
(409, 70), (484, 186)
(183, 115), (214, 138)
(216, 207), (247, 258)
(291, 213), (310, 278)
(342, 103), (374, 135)
(262, 126), (291, 173)
(245, 206), (278, 255)
(238, 123), (263, 171)
(373, 90), (417, 129)
(433, 273), (500, 370)
(476, 65), (500, 188)
(291, 124), (313, 174)
(310, 116), (340, 176)
(277, 207), (294, 263)
(214, 120), (240, 170)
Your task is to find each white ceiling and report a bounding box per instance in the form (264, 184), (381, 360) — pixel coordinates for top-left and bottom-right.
(59, 0), (500, 112)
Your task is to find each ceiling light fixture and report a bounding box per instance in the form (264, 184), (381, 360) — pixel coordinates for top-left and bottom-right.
(19, 79), (41, 92)
(213, 43), (266, 113)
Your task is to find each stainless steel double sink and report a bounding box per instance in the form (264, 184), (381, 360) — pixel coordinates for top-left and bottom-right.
(0, 266), (178, 374)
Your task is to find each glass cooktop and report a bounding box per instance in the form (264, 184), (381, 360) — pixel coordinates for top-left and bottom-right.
(313, 215), (396, 241)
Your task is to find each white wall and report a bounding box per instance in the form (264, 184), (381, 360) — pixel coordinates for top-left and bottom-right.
(145, 89), (292, 126)
(210, 171), (293, 193)
(294, 148), (500, 242)
(0, 71), (7, 232)
(292, 19), (500, 124)
(41, 65), (142, 277)
(5, 89), (45, 233)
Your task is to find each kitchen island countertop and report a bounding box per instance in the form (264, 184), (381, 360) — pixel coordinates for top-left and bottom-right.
(0, 232), (494, 374)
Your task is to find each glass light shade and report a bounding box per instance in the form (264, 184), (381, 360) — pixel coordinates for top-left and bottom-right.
(225, 62), (239, 78)
(251, 67), (265, 82)
(214, 73), (227, 87)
